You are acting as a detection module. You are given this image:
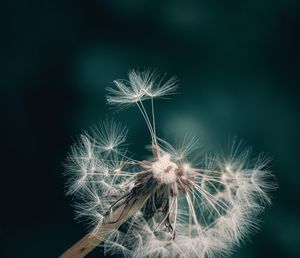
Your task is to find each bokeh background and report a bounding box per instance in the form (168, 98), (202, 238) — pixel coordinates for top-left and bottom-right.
(2, 1), (300, 257)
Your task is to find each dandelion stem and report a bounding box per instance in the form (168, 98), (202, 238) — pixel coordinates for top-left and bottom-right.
(60, 195), (149, 258)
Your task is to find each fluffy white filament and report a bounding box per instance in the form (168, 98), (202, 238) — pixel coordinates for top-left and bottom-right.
(66, 69), (275, 258)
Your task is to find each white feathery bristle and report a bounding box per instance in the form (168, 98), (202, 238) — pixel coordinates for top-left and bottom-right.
(65, 120), (134, 233)
(89, 119), (128, 153)
(106, 69), (178, 107)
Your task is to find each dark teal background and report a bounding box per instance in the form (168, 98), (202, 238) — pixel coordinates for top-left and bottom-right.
(1, 1), (300, 257)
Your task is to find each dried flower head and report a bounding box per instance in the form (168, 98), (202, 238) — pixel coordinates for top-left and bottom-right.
(65, 69), (275, 258)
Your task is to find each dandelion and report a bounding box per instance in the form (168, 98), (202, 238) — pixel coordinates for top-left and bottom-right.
(60, 69), (275, 258)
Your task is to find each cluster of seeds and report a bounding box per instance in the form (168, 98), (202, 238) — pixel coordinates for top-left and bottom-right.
(66, 69), (275, 258)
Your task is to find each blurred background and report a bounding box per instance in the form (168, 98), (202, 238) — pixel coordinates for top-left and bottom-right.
(1, 0), (300, 257)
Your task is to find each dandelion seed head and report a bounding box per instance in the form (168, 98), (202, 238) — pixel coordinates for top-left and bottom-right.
(65, 69), (276, 258)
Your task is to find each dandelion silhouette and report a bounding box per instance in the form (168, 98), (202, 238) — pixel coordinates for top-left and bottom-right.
(60, 69), (275, 258)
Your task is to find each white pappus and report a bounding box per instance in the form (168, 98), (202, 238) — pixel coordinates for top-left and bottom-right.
(65, 69), (276, 258)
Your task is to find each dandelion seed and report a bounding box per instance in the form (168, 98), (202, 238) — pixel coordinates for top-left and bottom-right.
(60, 69), (276, 258)
(106, 69), (178, 108)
